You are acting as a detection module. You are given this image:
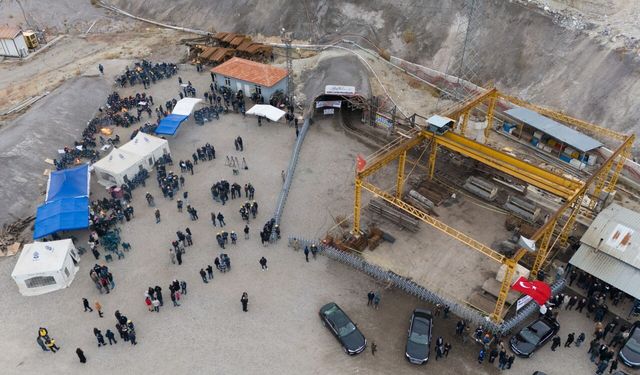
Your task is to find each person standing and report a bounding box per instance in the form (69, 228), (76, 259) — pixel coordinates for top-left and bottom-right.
(152, 298), (160, 312)
(129, 329), (137, 346)
(82, 298), (93, 312)
(304, 246), (310, 262)
(176, 249), (183, 265)
(367, 291), (374, 306)
(206, 265), (214, 279)
(169, 248), (176, 264)
(244, 224), (250, 239)
(181, 280), (187, 295)
(444, 342), (451, 357)
(259, 257), (268, 270)
(241, 292), (249, 312)
(576, 332), (586, 347)
(373, 292), (381, 309)
(76, 347), (86, 363)
(565, 332), (575, 347)
(609, 358), (618, 374)
(477, 348), (485, 364)
(95, 300), (103, 318)
(371, 341), (377, 356)
(98, 64), (104, 75)
(105, 329), (117, 345)
(551, 335), (561, 351)
(506, 354), (515, 369)
(200, 268), (208, 283)
(155, 209), (161, 223)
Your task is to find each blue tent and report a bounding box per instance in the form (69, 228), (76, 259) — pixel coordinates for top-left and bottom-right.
(34, 164), (90, 239)
(45, 164), (90, 202)
(155, 114), (188, 136)
(34, 197), (90, 239)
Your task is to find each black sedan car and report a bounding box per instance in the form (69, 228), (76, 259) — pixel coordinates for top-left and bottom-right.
(405, 309), (433, 364)
(619, 322), (640, 368)
(510, 317), (560, 357)
(319, 302), (366, 355)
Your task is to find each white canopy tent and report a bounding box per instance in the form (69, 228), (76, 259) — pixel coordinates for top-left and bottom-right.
(11, 239), (79, 296)
(119, 132), (170, 168)
(172, 98), (203, 116)
(92, 147), (146, 187)
(246, 104), (286, 122)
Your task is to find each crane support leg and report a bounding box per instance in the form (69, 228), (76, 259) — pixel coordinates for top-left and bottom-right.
(484, 93), (497, 143)
(491, 258), (516, 323)
(531, 219), (557, 279)
(606, 140), (634, 192)
(460, 111), (470, 136)
(395, 151), (407, 199)
(558, 194), (584, 248)
(428, 142), (438, 180)
(353, 177), (363, 235)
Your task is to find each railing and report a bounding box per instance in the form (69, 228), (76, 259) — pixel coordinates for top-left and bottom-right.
(271, 118), (311, 238)
(288, 236), (565, 334)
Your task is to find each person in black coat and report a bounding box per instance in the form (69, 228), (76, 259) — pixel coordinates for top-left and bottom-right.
(76, 348), (86, 363)
(241, 292), (249, 312)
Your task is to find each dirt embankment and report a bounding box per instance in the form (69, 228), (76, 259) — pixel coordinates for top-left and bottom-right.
(105, 0), (640, 142)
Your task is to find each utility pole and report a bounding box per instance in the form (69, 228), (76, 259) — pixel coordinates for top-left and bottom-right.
(280, 28), (294, 108)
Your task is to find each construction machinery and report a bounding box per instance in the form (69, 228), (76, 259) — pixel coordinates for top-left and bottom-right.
(352, 88), (635, 323)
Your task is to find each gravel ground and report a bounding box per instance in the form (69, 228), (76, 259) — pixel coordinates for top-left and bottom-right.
(0, 65), (627, 375)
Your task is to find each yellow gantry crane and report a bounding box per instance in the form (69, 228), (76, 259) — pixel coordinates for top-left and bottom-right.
(352, 89), (634, 323)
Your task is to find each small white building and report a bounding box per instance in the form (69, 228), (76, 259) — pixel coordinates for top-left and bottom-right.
(0, 26), (28, 58)
(11, 239), (80, 296)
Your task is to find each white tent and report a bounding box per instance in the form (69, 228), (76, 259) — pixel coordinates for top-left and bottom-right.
(119, 132), (170, 168)
(246, 104), (286, 122)
(92, 147), (146, 187)
(172, 98), (203, 116)
(11, 239), (79, 296)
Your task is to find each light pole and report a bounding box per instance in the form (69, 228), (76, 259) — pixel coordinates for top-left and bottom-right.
(280, 27), (294, 109)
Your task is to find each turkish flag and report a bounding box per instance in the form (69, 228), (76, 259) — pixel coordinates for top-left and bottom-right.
(511, 276), (551, 305)
(356, 154), (367, 173)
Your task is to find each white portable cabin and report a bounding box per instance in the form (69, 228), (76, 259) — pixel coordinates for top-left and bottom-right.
(11, 239), (79, 296)
(119, 132), (170, 168)
(0, 26), (28, 58)
(92, 147), (146, 187)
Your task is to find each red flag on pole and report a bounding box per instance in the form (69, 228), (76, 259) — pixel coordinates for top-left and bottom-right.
(510, 276), (551, 305)
(356, 154), (367, 173)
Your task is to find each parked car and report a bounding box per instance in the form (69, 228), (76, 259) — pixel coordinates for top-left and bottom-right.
(618, 322), (640, 368)
(405, 309), (433, 364)
(509, 317), (560, 357)
(319, 302), (366, 355)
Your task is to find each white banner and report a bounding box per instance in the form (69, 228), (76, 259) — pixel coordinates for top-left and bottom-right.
(516, 295), (533, 311)
(325, 85), (356, 95)
(316, 100), (342, 109)
(323, 108), (335, 115)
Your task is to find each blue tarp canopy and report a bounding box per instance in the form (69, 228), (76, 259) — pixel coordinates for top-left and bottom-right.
(34, 197), (90, 239)
(34, 164), (90, 239)
(155, 114), (188, 136)
(45, 164), (90, 202)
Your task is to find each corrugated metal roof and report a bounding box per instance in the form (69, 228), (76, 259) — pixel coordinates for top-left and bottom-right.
(210, 57), (287, 87)
(570, 244), (640, 299)
(580, 203), (640, 268)
(505, 107), (602, 152)
(0, 26), (21, 39)
(427, 115), (454, 128)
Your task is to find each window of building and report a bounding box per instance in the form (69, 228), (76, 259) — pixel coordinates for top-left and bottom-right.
(224, 77), (231, 86)
(25, 276), (56, 288)
(64, 267), (70, 277)
(254, 85), (262, 95)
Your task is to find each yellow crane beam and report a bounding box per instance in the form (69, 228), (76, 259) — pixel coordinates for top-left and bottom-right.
(361, 181), (507, 263)
(428, 131), (582, 198)
(498, 93), (628, 142)
(357, 135), (425, 179)
(441, 88), (498, 119)
(395, 151), (407, 198)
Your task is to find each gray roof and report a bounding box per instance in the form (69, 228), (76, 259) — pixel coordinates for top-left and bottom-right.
(570, 244), (640, 299)
(427, 115), (454, 128)
(579, 203), (640, 268)
(504, 107), (602, 152)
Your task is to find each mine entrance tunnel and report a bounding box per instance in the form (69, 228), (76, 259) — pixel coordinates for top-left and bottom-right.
(311, 94), (368, 125)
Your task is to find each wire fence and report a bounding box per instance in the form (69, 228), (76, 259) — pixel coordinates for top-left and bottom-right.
(271, 118), (311, 239)
(288, 236), (565, 334)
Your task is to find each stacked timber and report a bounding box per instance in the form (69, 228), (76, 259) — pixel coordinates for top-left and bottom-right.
(0, 216), (33, 256)
(367, 199), (420, 232)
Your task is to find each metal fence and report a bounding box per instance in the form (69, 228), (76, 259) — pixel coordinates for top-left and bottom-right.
(271, 118), (311, 239)
(288, 236), (565, 334)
